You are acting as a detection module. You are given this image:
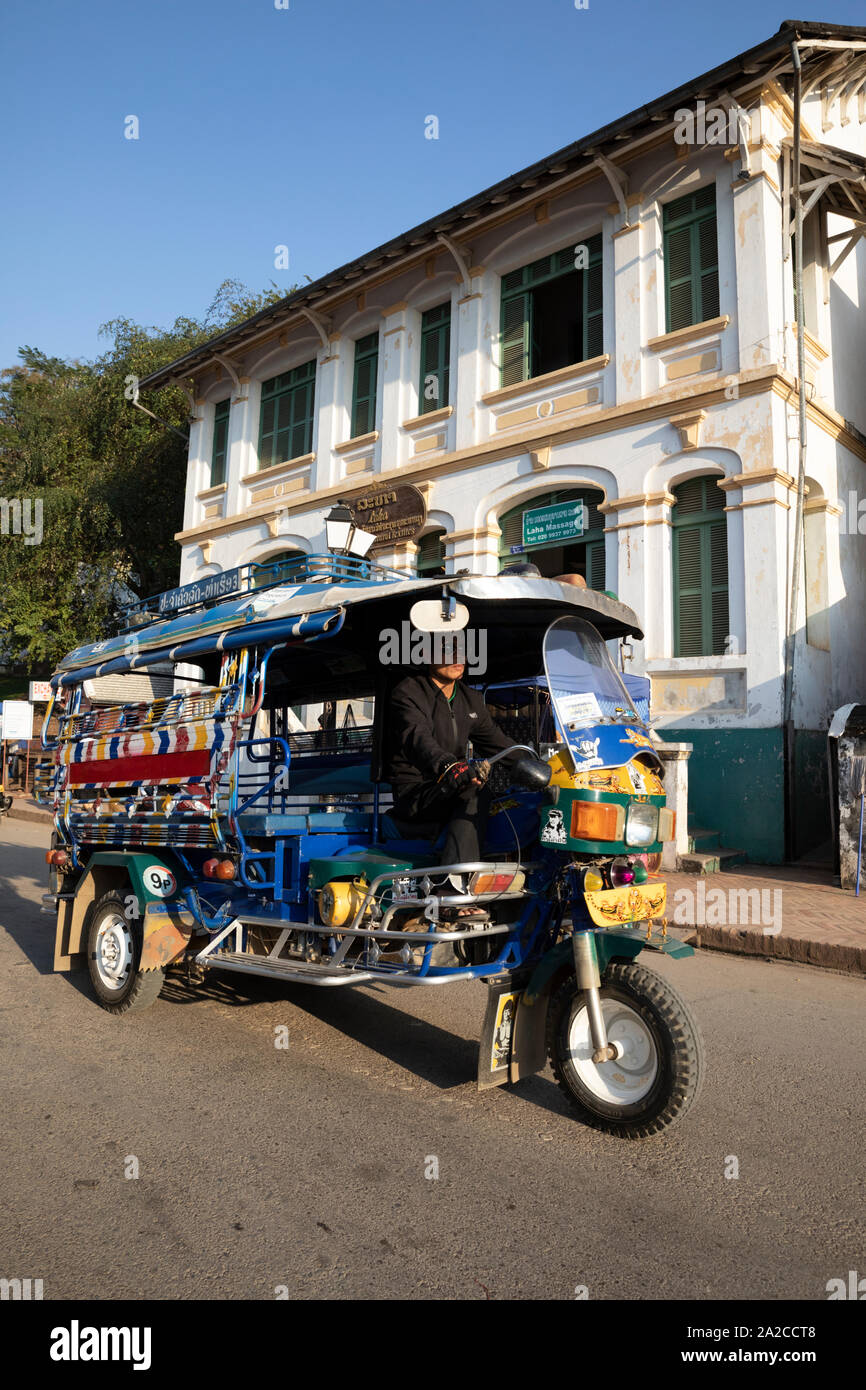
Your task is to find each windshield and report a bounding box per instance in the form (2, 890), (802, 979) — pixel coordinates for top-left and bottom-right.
(542, 616), (639, 731)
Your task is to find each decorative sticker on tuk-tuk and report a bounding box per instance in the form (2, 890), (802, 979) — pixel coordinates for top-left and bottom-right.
(572, 735), (603, 771)
(540, 808), (567, 845)
(490, 992), (519, 1071)
(619, 728), (655, 750)
(143, 865), (177, 899)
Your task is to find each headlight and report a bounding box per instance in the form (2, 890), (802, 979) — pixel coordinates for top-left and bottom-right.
(625, 802), (659, 847)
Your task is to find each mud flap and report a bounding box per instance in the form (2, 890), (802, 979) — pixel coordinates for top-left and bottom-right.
(477, 972), (548, 1090)
(140, 902), (195, 971)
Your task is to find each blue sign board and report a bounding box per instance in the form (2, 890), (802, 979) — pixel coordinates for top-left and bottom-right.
(158, 568), (243, 614)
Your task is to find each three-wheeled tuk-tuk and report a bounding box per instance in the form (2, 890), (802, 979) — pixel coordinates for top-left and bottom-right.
(39, 556), (704, 1138)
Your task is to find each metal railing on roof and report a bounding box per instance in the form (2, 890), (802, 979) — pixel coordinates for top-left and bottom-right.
(118, 553), (413, 629)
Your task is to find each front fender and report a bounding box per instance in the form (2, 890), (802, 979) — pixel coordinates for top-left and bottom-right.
(524, 926), (694, 1006)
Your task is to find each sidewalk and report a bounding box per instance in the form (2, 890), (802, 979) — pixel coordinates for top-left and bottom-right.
(661, 863), (866, 975)
(5, 800), (864, 975)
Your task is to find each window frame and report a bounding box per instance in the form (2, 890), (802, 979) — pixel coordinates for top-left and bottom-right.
(499, 234), (604, 388)
(258, 359), (317, 470)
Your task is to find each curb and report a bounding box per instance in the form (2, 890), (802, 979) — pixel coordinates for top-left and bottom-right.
(7, 805), (52, 827)
(685, 923), (866, 976)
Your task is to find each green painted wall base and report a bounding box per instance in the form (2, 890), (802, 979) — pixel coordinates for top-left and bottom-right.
(661, 726), (830, 864)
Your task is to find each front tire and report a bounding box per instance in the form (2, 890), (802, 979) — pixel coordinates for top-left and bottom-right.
(87, 890), (164, 1014)
(546, 959), (704, 1138)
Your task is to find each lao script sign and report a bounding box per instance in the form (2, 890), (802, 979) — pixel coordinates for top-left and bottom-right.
(157, 567), (242, 614)
(522, 500), (586, 551)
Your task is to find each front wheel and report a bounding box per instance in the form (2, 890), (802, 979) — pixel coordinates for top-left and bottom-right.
(87, 890), (165, 1015)
(546, 959), (704, 1138)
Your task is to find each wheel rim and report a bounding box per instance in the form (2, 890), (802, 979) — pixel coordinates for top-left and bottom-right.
(94, 912), (134, 991)
(567, 996), (659, 1104)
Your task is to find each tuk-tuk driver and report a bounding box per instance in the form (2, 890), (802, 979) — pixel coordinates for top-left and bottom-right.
(386, 659), (516, 864)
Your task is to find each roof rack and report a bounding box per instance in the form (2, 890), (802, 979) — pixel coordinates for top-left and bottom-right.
(119, 553), (411, 630)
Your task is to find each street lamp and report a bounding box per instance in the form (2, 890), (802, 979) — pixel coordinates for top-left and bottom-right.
(325, 501), (377, 559)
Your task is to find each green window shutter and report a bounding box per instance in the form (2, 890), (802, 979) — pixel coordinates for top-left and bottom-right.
(258, 360), (316, 468)
(351, 332), (379, 438)
(416, 529), (446, 577)
(672, 476), (729, 655)
(664, 187), (719, 332)
(419, 304), (451, 414)
(588, 539), (606, 591)
(583, 237), (604, 359)
(211, 399), (230, 487)
(500, 292), (531, 387)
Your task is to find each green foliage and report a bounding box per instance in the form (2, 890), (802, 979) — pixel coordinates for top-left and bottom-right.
(0, 279), (299, 673)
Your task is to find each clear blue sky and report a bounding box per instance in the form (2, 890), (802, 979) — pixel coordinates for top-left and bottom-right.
(1, 1), (862, 369)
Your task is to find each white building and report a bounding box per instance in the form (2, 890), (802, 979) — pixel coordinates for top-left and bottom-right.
(141, 20), (866, 864)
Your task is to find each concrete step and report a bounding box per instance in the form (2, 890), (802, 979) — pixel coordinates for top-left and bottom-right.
(718, 848), (748, 871)
(678, 851), (721, 874)
(688, 827), (721, 853)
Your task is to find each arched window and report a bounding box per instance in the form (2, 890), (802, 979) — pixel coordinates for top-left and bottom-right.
(497, 488), (606, 586)
(671, 477), (729, 656)
(416, 529), (446, 578)
(251, 549), (306, 589)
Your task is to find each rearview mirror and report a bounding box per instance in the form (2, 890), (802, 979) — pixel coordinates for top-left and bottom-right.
(409, 598), (469, 633)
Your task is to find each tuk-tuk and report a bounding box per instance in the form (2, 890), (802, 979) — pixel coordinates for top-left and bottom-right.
(39, 555), (704, 1139)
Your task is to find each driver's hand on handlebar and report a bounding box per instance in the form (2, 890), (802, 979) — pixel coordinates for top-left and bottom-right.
(441, 760), (483, 792)
(472, 759), (491, 785)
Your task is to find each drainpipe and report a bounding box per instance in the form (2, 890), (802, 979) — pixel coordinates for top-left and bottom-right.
(782, 39), (808, 861)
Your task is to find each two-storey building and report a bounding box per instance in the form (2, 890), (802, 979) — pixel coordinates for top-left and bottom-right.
(140, 19), (866, 863)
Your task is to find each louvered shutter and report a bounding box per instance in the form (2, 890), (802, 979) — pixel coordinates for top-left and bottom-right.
(709, 521), (729, 653)
(351, 333), (379, 438)
(675, 526), (705, 656)
(211, 399), (230, 487)
(588, 540), (606, 590)
(672, 476), (729, 656)
(584, 250), (604, 359)
(501, 292), (530, 387)
(498, 508), (525, 558)
(419, 305), (451, 413)
(664, 187), (719, 332)
(417, 529), (446, 577)
(699, 215), (720, 320)
(666, 224), (695, 332)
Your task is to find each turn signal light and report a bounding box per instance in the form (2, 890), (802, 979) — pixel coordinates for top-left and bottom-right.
(570, 800), (625, 842)
(203, 858), (236, 881)
(45, 848), (69, 866)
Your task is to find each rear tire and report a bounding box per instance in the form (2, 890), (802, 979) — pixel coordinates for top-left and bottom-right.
(86, 890), (164, 1014)
(546, 959), (704, 1138)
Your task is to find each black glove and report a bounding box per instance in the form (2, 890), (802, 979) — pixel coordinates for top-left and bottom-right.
(440, 760), (477, 793)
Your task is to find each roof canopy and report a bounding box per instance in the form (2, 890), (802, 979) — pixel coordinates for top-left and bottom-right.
(52, 573), (644, 688)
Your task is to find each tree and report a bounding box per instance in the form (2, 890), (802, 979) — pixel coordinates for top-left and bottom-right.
(0, 279), (299, 673)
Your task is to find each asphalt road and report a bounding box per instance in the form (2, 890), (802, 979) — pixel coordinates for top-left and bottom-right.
(1, 816), (863, 1301)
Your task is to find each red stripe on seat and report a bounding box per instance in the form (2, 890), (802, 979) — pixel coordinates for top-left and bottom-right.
(68, 750), (210, 785)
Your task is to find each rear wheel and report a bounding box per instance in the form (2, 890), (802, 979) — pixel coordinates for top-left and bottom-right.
(87, 890), (164, 1014)
(546, 959), (704, 1138)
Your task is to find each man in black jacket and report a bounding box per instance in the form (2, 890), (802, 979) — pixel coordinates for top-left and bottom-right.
(386, 660), (515, 863)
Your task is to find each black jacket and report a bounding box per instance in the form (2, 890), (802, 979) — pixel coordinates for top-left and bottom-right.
(386, 673), (514, 797)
